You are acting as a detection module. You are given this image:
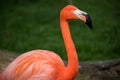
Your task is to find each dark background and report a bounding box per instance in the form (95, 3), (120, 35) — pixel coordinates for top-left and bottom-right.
(0, 0), (120, 60)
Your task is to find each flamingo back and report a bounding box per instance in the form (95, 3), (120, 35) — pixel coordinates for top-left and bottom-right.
(1, 50), (65, 80)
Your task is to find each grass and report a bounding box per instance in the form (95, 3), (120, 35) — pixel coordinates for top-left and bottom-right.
(0, 0), (120, 61)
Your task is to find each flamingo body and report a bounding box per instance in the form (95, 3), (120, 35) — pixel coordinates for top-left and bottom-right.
(1, 50), (65, 80)
(0, 5), (92, 80)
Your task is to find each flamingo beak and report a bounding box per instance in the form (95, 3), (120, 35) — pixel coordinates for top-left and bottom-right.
(73, 9), (93, 29)
(83, 14), (93, 29)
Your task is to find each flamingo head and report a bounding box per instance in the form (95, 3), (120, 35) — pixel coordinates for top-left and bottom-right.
(60, 5), (93, 29)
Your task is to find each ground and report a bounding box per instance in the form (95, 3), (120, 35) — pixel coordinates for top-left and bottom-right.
(0, 50), (120, 80)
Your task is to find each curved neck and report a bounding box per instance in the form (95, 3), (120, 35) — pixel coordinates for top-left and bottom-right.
(60, 17), (78, 78)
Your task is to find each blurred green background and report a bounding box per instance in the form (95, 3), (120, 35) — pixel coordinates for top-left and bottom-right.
(0, 0), (120, 61)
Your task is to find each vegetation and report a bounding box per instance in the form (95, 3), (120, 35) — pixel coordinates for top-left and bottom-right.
(0, 0), (120, 60)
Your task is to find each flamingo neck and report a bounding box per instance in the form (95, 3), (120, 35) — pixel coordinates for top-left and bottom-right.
(60, 18), (79, 78)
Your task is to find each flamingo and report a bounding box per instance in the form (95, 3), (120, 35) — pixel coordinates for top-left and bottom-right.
(0, 5), (92, 80)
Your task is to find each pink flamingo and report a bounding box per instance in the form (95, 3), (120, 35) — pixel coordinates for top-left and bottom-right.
(0, 5), (92, 80)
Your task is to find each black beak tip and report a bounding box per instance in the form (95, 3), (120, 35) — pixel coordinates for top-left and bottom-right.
(85, 14), (93, 30)
(86, 21), (93, 30)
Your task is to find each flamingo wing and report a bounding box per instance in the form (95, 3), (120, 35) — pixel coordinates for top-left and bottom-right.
(1, 50), (65, 80)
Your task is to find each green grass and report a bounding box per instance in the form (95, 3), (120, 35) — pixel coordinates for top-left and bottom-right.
(0, 0), (120, 61)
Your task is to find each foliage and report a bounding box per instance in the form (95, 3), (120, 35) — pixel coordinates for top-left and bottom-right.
(0, 0), (120, 60)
